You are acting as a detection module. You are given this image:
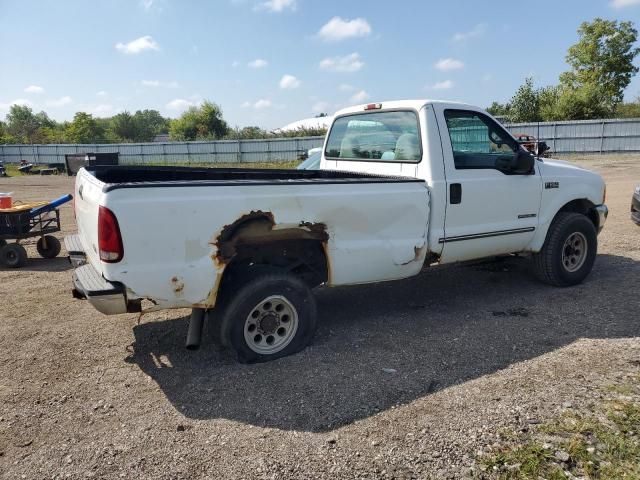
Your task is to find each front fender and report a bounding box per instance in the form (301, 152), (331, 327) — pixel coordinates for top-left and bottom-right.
(527, 159), (605, 252)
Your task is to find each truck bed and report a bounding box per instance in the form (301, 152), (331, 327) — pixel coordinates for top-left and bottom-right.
(88, 165), (422, 190)
(74, 164), (431, 313)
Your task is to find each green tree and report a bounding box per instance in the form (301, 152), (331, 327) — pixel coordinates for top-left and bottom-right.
(278, 127), (327, 138)
(65, 112), (104, 143)
(538, 85), (562, 121)
(560, 18), (640, 117)
(616, 96), (640, 118)
(5, 105), (41, 143)
(231, 126), (269, 139)
(109, 111), (139, 142)
(0, 120), (14, 143)
(133, 109), (169, 141)
(487, 101), (511, 119)
(554, 84), (611, 120)
(169, 101), (229, 141)
(509, 78), (542, 122)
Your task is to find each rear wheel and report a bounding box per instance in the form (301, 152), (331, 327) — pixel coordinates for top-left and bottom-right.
(218, 269), (317, 363)
(0, 243), (27, 268)
(37, 235), (61, 259)
(532, 212), (597, 286)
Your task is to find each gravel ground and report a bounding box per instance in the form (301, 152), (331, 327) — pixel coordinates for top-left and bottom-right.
(1, 156), (639, 479)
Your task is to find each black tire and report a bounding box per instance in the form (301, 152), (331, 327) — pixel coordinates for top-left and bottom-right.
(218, 270), (317, 363)
(36, 235), (61, 259)
(532, 212), (597, 287)
(0, 243), (27, 268)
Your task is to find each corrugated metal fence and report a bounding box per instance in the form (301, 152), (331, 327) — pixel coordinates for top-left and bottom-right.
(0, 136), (325, 165)
(504, 118), (640, 154)
(1, 117), (640, 165)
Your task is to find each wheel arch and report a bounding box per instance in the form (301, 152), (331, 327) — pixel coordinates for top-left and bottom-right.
(529, 197), (598, 252)
(213, 212), (330, 304)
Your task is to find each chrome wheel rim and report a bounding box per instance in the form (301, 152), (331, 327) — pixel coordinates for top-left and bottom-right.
(561, 232), (587, 273)
(244, 295), (298, 355)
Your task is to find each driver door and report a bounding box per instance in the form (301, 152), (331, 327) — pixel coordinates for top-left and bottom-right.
(436, 108), (542, 263)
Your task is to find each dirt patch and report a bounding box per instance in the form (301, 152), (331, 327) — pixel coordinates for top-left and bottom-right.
(0, 157), (639, 479)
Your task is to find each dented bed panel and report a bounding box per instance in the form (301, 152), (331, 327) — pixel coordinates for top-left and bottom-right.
(93, 179), (430, 310)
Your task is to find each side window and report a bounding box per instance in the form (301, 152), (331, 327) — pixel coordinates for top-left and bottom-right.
(444, 109), (518, 170)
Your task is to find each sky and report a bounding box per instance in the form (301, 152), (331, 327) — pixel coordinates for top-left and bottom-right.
(1, 0), (640, 129)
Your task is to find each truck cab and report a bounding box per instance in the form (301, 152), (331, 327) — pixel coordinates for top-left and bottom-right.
(321, 100), (607, 265)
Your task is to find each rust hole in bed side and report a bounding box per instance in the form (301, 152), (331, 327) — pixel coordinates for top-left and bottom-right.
(213, 211), (329, 265)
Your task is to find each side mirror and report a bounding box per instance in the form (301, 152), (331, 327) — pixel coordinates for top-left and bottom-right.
(513, 149), (535, 174)
(538, 141), (550, 155)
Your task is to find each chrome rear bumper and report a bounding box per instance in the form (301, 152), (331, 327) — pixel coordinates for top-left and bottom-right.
(66, 234), (140, 315)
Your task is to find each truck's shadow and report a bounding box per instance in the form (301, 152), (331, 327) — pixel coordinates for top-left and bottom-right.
(0, 256), (72, 272)
(126, 253), (640, 432)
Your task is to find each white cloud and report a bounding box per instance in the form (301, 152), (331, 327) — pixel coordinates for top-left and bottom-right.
(166, 98), (196, 111)
(97, 90), (108, 97)
(140, 79), (179, 88)
(279, 74), (301, 89)
(248, 58), (268, 69)
(435, 58), (464, 71)
(350, 90), (369, 103)
(92, 104), (115, 115)
(428, 80), (454, 90)
(453, 23), (487, 42)
(141, 0), (155, 10)
(312, 101), (330, 114)
(24, 85), (44, 94)
(241, 99), (272, 109)
(45, 96), (72, 107)
(611, 0), (640, 7)
(232, 60), (240, 67)
(338, 83), (355, 92)
(115, 35), (160, 54)
(318, 17), (372, 42)
(256, 0), (296, 12)
(319, 53), (364, 73)
(254, 99), (272, 109)
(0, 98), (31, 110)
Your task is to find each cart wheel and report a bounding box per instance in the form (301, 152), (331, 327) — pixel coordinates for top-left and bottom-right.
(37, 235), (61, 259)
(1, 243), (27, 268)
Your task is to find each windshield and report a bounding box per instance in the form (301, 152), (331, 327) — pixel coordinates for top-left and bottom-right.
(297, 151), (321, 170)
(325, 110), (421, 162)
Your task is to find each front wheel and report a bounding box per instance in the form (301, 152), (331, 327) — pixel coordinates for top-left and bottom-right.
(218, 270), (317, 363)
(532, 212), (597, 287)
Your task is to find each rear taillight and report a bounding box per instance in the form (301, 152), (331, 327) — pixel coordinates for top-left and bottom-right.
(98, 206), (123, 262)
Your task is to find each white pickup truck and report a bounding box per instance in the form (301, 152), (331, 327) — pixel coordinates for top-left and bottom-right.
(66, 100), (608, 363)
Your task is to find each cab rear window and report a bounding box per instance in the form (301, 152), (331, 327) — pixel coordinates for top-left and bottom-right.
(325, 110), (421, 162)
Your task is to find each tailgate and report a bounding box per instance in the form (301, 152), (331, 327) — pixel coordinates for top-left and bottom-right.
(74, 168), (105, 272)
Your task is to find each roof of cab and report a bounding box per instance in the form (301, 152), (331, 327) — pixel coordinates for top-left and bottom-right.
(333, 99), (482, 117)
